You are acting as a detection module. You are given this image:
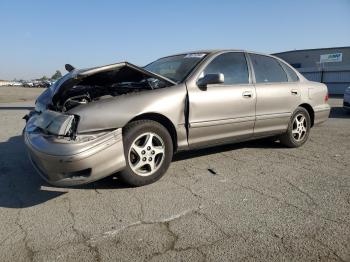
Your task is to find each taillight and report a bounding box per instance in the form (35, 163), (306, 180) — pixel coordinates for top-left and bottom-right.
(325, 94), (329, 102)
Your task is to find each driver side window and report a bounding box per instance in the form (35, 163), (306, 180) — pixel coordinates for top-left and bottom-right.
(203, 52), (249, 85)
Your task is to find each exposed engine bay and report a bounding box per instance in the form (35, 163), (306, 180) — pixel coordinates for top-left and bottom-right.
(43, 62), (176, 113)
(60, 78), (167, 112)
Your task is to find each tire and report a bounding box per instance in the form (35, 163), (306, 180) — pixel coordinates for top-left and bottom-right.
(119, 120), (173, 186)
(279, 107), (311, 148)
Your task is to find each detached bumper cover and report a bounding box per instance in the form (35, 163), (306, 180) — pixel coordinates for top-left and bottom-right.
(24, 128), (126, 186)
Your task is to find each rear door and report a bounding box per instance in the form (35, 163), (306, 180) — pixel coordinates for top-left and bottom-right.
(248, 54), (301, 136)
(187, 52), (256, 147)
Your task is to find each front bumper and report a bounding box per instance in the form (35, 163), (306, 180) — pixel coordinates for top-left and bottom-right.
(24, 128), (126, 187)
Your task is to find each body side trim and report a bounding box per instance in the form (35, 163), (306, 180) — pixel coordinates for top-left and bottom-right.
(256, 112), (291, 120)
(190, 116), (255, 128)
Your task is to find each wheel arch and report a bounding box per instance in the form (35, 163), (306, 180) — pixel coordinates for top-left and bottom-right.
(298, 103), (315, 127)
(126, 113), (178, 151)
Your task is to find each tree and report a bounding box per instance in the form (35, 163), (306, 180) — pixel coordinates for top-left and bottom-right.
(51, 70), (62, 80)
(39, 76), (48, 80)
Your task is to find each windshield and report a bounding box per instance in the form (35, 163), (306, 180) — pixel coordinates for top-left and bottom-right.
(144, 53), (207, 83)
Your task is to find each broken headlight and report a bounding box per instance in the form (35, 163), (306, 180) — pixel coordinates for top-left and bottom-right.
(32, 110), (79, 137)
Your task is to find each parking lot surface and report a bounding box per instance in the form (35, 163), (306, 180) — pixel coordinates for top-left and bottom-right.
(0, 92), (349, 261)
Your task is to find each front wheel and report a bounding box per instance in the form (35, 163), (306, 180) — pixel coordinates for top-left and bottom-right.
(119, 120), (173, 186)
(279, 107), (311, 148)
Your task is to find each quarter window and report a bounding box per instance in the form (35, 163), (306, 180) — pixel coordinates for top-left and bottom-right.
(280, 62), (299, 82)
(203, 52), (249, 85)
(250, 54), (288, 83)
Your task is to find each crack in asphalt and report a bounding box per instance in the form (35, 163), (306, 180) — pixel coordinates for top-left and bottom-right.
(82, 200), (245, 262)
(65, 197), (101, 262)
(308, 236), (347, 262)
(170, 180), (204, 201)
(144, 222), (179, 261)
(238, 184), (350, 226)
(15, 210), (35, 261)
(128, 191), (145, 221)
(84, 206), (224, 261)
(88, 206), (203, 245)
(0, 229), (20, 247)
(283, 178), (319, 207)
(93, 184), (102, 195)
(255, 218), (291, 254)
(146, 227), (236, 262)
(7, 174), (36, 261)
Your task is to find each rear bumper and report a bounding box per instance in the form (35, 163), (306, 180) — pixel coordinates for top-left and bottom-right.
(24, 128), (126, 187)
(313, 104), (331, 126)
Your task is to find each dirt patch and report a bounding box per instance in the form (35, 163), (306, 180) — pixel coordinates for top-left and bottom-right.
(0, 86), (45, 103)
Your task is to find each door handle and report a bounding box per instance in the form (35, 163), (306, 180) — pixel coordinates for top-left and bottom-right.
(242, 91), (253, 98)
(291, 89), (298, 95)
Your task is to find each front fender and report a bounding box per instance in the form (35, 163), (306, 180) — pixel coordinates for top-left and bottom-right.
(68, 84), (187, 134)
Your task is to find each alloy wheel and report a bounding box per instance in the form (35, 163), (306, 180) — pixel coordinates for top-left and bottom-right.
(128, 132), (165, 176)
(292, 113), (307, 141)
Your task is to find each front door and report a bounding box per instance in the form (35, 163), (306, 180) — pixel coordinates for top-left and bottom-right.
(187, 52), (256, 148)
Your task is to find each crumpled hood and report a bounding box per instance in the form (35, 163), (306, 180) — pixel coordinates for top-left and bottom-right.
(52, 62), (175, 102)
(36, 61), (176, 109)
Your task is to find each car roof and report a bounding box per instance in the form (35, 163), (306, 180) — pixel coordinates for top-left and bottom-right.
(166, 49), (280, 59)
(170, 49), (243, 56)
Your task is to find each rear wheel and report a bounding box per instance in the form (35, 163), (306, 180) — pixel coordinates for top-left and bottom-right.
(119, 120), (173, 186)
(279, 107), (311, 148)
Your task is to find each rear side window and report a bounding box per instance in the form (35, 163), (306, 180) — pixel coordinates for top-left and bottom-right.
(203, 52), (249, 84)
(250, 54), (288, 83)
(279, 62), (299, 82)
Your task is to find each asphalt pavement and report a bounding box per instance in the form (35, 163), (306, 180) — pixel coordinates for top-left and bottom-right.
(0, 98), (349, 261)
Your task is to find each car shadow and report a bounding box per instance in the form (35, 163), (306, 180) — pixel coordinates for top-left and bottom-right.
(0, 135), (132, 209)
(0, 135), (66, 209)
(329, 106), (349, 119)
(0, 136), (293, 208)
(173, 138), (284, 162)
(73, 176), (130, 190)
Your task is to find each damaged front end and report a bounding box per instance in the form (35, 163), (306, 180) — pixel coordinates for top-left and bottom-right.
(23, 61), (173, 186)
(25, 61), (175, 136)
(24, 110), (126, 186)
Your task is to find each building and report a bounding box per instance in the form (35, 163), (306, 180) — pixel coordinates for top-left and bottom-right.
(273, 47), (350, 95)
(0, 80), (13, 86)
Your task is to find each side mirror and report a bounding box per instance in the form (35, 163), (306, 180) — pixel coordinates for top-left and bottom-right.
(197, 73), (224, 89)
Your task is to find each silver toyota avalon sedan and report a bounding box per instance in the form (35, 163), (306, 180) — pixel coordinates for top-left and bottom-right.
(23, 50), (330, 186)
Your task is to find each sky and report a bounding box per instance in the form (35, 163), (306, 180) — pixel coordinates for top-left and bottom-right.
(0, 0), (349, 80)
